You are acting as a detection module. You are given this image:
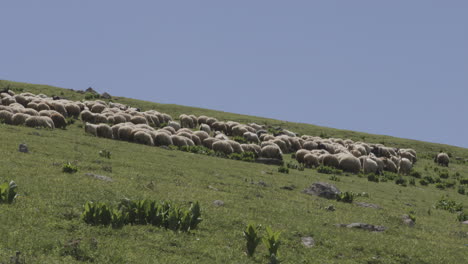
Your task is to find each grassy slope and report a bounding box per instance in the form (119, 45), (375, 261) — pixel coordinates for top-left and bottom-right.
(0, 80), (467, 263)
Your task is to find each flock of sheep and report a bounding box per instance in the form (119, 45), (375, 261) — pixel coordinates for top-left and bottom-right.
(0, 89), (452, 174)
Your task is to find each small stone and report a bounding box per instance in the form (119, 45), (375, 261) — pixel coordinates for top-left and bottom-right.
(280, 185), (295, 190)
(18, 143), (28, 153)
(355, 202), (381, 209)
(401, 214), (415, 227)
(301, 237), (315, 248)
(84, 173), (113, 182)
(208, 185), (219, 191)
(462, 220), (468, 225)
(303, 182), (341, 200)
(337, 223), (387, 232)
(213, 200), (224, 206)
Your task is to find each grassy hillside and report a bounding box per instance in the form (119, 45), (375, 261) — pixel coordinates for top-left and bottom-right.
(0, 80), (467, 263)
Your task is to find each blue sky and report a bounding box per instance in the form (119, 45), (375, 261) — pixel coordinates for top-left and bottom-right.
(1, 1), (467, 148)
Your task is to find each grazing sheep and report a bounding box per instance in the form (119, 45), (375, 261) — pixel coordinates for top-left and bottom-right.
(133, 131), (154, 146)
(50, 113), (67, 129)
(241, 144), (261, 157)
(382, 158), (398, 173)
(231, 125), (248, 137)
(37, 103), (51, 111)
(400, 151), (416, 163)
(11, 113), (30, 126)
(304, 154), (320, 168)
(177, 128), (193, 134)
(215, 133), (229, 140)
(435, 153), (450, 167)
(296, 149), (310, 163)
(243, 132), (260, 143)
(118, 126), (133, 141)
(189, 115), (198, 127)
(361, 157), (379, 174)
(96, 124), (113, 139)
(211, 121), (228, 133)
(302, 141), (318, 150)
(338, 154), (361, 173)
(180, 114), (195, 128)
(112, 114), (127, 124)
(171, 135), (188, 147)
(2, 96), (16, 105)
(25, 116), (54, 129)
(65, 104), (81, 118)
(206, 117), (218, 126)
(51, 102), (68, 117)
(26, 102), (38, 110)
(0, 110), (13, 124)
(167, 121), (181, 131)
(81, 110), (95, 123)
(212, 140), (234, 155)
(94, 114), (108, 124)
(162, 113), (172, 123)
(111, 124), (122, 139)
(162, 126), (176, 134)
(177, 131), (194, 141)
(153, 132), (173, 146)
(272, 139), (288, 154)
(261, 134), (275, 142)
(321, 154), (340, 168)
(14, 95), (28, 106)
(399, 158), (412, 175)
(193, 131), (209, 142)
(203, 137), (219, 149)
(289, 137), (303, 151)
(130, 115), (148, 125)
(197, 115), (208, 124)
(227, 140), (243, 154)
(260, 145), (283, 160)
(22, 108), (39, 116)
(200, 123), (211, 134)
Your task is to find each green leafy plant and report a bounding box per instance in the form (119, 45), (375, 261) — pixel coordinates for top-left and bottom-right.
(62, 162), (78, 173)
(263, 226), (281, 259)
(457, 211), (468, 222)
(434, 196), (463, 213)
(317, 165), (342, 175)
(329, 175), (340, 182)
(410, 170), (422, 178)
(231, 136), (247, 144)
(419, 179), (428, 186)
(458, 185), (465, 195)
(336, 192), (354, 203)
(395, 177), (407, 186)
(0, 181), (18, 204)
(228, 151), (256, 162)
(459, 178), (468, 185)
(99, 149), (111, 159)
(367, 174), (379, 183)
(243, 223), (262, 257)
(439, 170), (449, 179)
(277, 166), (289, 174)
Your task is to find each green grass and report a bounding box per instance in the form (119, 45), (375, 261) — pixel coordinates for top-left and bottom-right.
(0, 80), (468, 263)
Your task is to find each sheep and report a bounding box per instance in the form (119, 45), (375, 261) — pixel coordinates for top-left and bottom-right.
(289, 137), (303, 152)
(193, 131), (210, 142)
(191, 134), (202, 146)
(177, 131), (194, 140)
(227, 140), (243, 154)
(399, 158), (412, 175)
(22, 108), (39, 116)
(167, 121), (181, 131)
(81, 110), (95, 123)
(302, 141), (318, 150)
(435, 153), (450, 167)
(65, 104), (81, 118)
(272, 139), (288, 154)
(197, 115), (208, 124)
(232, 125), (248, 137)
(130, 115), (148, 125)
(162, 113), (172, 123)
(241, 144), (261, 157)
(248, 123), (263, 131)
(338, 154), (361, 173)
(0, 110), (13, 124)
(153, 132), (173, 146)
(211, 121), (228, 133)
(2, 96), (16, 105)
(133, 131), (154, 146)
(177, 128), (194, 134)
(50, 113), (67, 129)
(321, 154), (340, 168)
(215, 133), (229, 140)
(94, 114), (108, 124)
(260, 145), (283, 160)
(243, 132), (260, 144)
(186, 138), (195, 146)
(203, 137), (219, 149)
(171, 135), (189, 147)
(26, 102), (38, 110)
(112, 114), (126, 124)
(11, 113), (30, 126)
(162, 126), (176, 135)
(25, 116), (54, 129)
(212, 140), (234, 155)
(37, 102), (51, 111)
(180, 114), (195, 128)
(118, 126), (134, 141)
(260, 134), (275, 142)
(51, 102), (68, 117)
(382, 158), (398, 173)
(206, 117), (218, 126)
(400, 151), (416, 163)
(304, 154), (320, 168)
(145, 114), (160, 127)
(111, 124), (122, 139)
(361, 157), (379, 174)
(96, 124), (113, 139)
(200, 123), (211, 134)
(189, 115), (198, 127)
(90, 103), (105, 113)
(295, 149), (310, 164)
(14, 95), (29, 106)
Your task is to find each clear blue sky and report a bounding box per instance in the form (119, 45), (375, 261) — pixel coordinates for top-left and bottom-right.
(1, 1), (467, 148)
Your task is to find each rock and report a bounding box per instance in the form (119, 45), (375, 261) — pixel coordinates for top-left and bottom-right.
(325, 205), (335, 211)
(84, 173), (113, 182)
(18, 143), (28, 153)
(256, 158), (284, 166)
(213, 200), (224, 206)
(462, 221), (468, 225)
(337, 223), (387, 232)
(355, 202), (381, 209)
(101, 92), (111, 99)
(86, 87), (97, 94)
(208, 185), (219, 191)
(303, 182), (340, 200)
(301, 237), (315, 248)
(401, 215), (415, 227)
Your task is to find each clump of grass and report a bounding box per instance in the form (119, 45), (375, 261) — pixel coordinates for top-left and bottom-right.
(99, 149), (111, 159)
(336, 192), (354, 203)
(434, 196), (463, 213)
(277, 166), (289, 174)
(329, 175), (340, 182)
(395, 177), (407, 186)
(0, 181), (18, 204)
(317, 165), (342, 175)
(367, 174), (379, 183)
(62, 162), (78, 173)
